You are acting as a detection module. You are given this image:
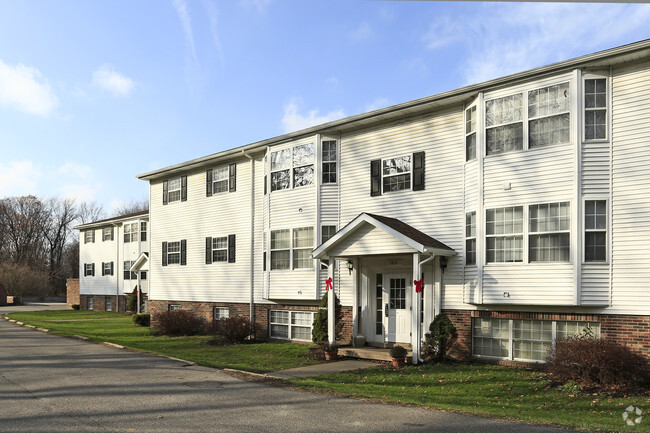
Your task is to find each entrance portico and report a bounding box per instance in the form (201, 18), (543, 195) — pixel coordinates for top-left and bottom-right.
(312, 213), (455, 364)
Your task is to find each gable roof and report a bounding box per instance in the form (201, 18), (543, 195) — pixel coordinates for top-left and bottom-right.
(137, 39), (650, 181)
(312, 212), (455, 259)
(74, 210), (149, 230)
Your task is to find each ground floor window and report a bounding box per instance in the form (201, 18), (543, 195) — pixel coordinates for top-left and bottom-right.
(269, 310), (314, 341)
(105, 297), (113, 311)
(87, 297), (94, 310)
(168, 304), (181, 312)
(472, 317), (600, 362)
(214, 307), (230, 321)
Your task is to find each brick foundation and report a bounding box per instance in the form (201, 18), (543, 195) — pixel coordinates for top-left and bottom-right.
(66, 279), (79, 309)
(79, 294), (144, 313)
(147, 300), (354, 344)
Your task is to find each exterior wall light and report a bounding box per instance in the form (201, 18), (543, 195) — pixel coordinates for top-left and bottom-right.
(347, 260), (354, 275)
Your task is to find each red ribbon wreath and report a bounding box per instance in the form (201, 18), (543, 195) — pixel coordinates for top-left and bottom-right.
(414, 278), (424, 293)
(325, 277), (333, 291)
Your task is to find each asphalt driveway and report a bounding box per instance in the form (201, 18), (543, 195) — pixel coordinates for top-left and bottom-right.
(0, 306), (578, 433)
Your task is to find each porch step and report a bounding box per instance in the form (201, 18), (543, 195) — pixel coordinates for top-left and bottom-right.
(340, 347), (413, 362)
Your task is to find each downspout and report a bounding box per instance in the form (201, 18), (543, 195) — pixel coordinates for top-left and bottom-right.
(136, 218), (142, 314)
(243, 150), (255, 326)
(415, 253), (435, 363)
(112, 222), (120, 313)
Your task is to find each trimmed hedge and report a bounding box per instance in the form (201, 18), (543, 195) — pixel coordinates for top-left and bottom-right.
(132, 313), (150, 327)
(153, 310), (206, 336)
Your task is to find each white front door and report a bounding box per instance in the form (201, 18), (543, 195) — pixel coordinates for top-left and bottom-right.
(384, 274), (411, 343)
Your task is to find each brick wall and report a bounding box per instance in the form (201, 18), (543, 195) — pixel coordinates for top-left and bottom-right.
(148, 300), (354, 344)
(442, 309), (472, 360)
(66, 278), (79, 309)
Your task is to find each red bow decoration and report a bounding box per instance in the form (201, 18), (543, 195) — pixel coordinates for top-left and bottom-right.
(414, 278), (424, 293)
(325, 277), (333, 291)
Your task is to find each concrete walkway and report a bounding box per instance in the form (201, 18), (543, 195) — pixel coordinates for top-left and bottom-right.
(264, 359), (378, 379)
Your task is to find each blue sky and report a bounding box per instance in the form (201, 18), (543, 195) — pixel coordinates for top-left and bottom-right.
(1, 1), (649, 214)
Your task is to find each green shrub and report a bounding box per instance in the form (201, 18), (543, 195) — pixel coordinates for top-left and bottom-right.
(127, 287), (145, 312)
(423, 313), (457, 362)
(211, 316), (259, 344)
(547, 337), (650, 393)
(311, 292), (344, 343)
(71, 304), (80, 310)
(132, 313), (150, 327)
(389, 345), (408, 359)
(153, 310), (207, 336)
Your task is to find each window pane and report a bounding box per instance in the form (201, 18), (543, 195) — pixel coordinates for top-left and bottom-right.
(322, 141), (337, 162)
(271, 170), (290, 191)
(529, 113), (570, 148)
(486, 123), (523, 155)
(466, 133), (476, 161)
(383, 174), (410, 192)
(382, 156), (411, 175)
(293, 165), (314, 188)
(322, 162), (337, 183)
(293, 143), (314, 166)
(293, 249), (313, 269)
(466, 239), (476, 265)
(466, 106), (476, 134)
(271, 230), (290, 249)
(270, 310), (289, 324)
(270, 324), (289, 339)
(585, 232), (606, 261)
(292, 227), (313, 248)
(486, 93), (523, 127)
(270, 250), (290, 270)
(271, 149), (291, 171)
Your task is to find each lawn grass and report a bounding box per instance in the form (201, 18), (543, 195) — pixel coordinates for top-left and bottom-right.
(6, 310), (321, 373)
(291, 363), (650, 432)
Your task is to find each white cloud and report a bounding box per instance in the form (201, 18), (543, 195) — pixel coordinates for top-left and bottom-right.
(201, 0), (224, 61)
(92, 65), (135, 97)
(58, 162), (92, 179)
(350, 21), (372, 42)
(282, 98), (346, 133)
(422, 3), (650, 85)
(0, 161), (40, 196)
(365, 98), (389, 112)
(240, 0), (271, 13)
(0, 60), (58, 116)
(59, 183), (100, 203)
(173, 0), (198, 66)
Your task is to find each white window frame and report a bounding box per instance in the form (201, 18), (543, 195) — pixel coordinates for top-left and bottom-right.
(103, 262), (112, 276)
(484, 77), (573, 157)
(465, 105), (477, 161)
(167, 178), (182, 202)
(269, 310), (315, 341)
(167, 241), (181, 265)
(105, 297), (113, 312)
(140, 222), (147, 242)
(583, 198), (608, 263)
(211, 236), (228, 262)
(84, 230), (94, 244)
(168, 304), (182, 312)
(381, 154), (412, 193)
(102, 227), (113, 242)
(321, 140), (338, 184)
(270, 143), (315, 192)
(270, 229), (290, 270)
(292, 227), (314, 269)
(87, 297), (94, 310)
(583, 75), (608, 142)
(528, 201), (571, 263)
(465, 211), (476, 266)
(472, 317), (601, 362)
(212, 166), (229, 194)
(124, 261), (136, 280)
(84, 263), (93, 276)
(123, 222), (139, 243)
(213, 307), (230, 321)
(485, 206), (524, 264)
(527, 82), (571, 149)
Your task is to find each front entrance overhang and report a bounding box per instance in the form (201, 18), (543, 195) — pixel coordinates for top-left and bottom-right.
(312, 212), (455, 259)
(312, 213), (455, 365)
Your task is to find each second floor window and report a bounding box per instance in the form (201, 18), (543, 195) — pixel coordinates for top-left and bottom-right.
(465, 106), (477, 161)
(486, 206), (523, 263)
(322, 140), (337, 183)
(529, 202), (570, 262)
(124, 261), (137, 280)
(168, 178), (182, 202)
(293, 227), (314, 269)
(140, 222), (147, 242)
(486, 94), (523, 155)
(585, 200), (607, 262)
(84, 230), (94, 244)
(383, 156), (411, 192)
(102, 227), (114, 242)
(124, 223), (139, 243)
(465, 212), (476, 265)
(528, 83), (570, 148)
(584, 78), (607, 140)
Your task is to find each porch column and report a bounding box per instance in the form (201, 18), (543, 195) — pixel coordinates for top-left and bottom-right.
(411, 253), (421, 365)
(351, 258), (358, 345)
(327, 260), (335, 345)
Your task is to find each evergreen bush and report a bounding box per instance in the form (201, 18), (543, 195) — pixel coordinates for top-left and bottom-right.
(311, 292), (344, 343)
(423, 313), (457, 362)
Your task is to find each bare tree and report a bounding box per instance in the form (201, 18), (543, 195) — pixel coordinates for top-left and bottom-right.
(78, 201), (106, 224)
(112, 198), (149, 217)
(0, 196), (48, 269)
(43, 197), (79, 294)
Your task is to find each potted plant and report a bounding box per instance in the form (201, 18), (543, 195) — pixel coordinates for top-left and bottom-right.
(389, 345), (408, 368)
(321, 342), (339, 361)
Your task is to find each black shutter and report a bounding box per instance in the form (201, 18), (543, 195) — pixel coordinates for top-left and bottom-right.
(162, 242), (168, 266)
(228, 234), (236, 263)
(263, 252), (266, 271)
(370, 159), (381, 196)
(180, 239), (187, 265)
(413, 151), (425, 191)
(206, 169), (213, 197)
(110, 262), (114, 276)
(91, 263), (95, 276)
(229, 163), (236, 192)
(181, 176), (187, 202)
(102, 262), (105, 276)
(264, 175), (267, 195)
(163, 180), (169, 205)
(92, 230), (95, 243)
(110, 227), (114, 241)
(205, 237), (212, 264)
